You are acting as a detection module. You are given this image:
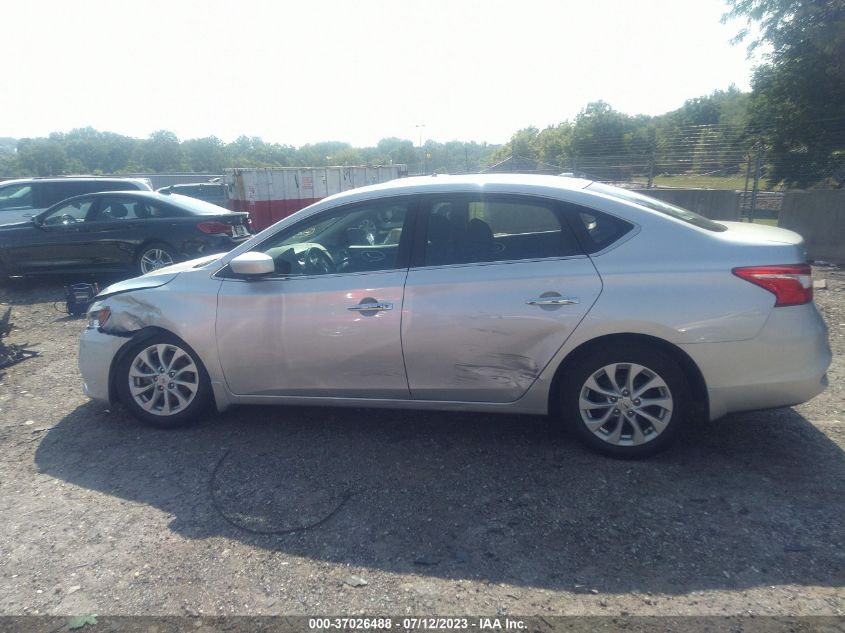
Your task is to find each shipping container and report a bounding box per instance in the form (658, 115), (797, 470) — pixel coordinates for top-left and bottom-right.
(225, 165), (407, 231)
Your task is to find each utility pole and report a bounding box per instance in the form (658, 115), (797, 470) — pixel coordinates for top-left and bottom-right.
(742, 151), (753, 219)
(511, 138), (516, 171)
(415, 124), (426, 176)
(749, 141), (764, 223)
(647, 127), (656, 188)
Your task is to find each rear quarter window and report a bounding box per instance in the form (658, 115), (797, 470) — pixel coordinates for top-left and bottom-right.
(563, 204), (634, 254)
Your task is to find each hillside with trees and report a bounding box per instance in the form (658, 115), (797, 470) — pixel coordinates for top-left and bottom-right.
(0, 129), (500, 180)
(725, 0), (845, 188)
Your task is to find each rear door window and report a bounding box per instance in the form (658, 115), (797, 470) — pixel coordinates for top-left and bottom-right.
(420, 194), (583, 266)
(84, 180), (143, 194)
(0, 183), (34, 211)
(41, 182), (94, 207)
(94, 197), (171, 221)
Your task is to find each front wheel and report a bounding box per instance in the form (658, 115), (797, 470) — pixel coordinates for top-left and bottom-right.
(116, 334), (212, 428)
(560, 343), (690, 458)
(137, 243), (176, 275)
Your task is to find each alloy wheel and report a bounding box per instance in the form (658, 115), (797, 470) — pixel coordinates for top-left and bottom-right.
(128, 343), (199, 417)
(139, 248), (173, 274)
(578, 362), (674, 446)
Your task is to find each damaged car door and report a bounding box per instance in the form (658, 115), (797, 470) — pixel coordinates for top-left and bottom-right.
(401, 194), (602, 403)
(215, 198), (416, 399)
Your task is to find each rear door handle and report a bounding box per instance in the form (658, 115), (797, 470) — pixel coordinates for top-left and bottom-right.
(348, 302), (393, 312)
(526, 297), (579, 305)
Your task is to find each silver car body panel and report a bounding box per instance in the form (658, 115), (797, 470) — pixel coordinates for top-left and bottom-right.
(216, 269), (409, 398)
(402, 255), (602, 402)
(79, 174), (831, 422)
(78, 328), (127, 401)
(680, 303), (830, 419)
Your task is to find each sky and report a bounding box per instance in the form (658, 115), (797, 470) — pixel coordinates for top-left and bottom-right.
(1, 0), (759, 147)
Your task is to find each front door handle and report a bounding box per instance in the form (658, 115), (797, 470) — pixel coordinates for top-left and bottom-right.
(526, 297), (579, 305)
(348, 301), (393, 312)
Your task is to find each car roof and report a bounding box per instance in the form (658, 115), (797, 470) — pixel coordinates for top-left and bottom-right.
(0, 176), (147, 185)
(370, 173), (591, 192)
(42, 190), (239, 216)
(84, 190), (171, 199)
(317, 173), (593, 205)
(159, 182), (222, 188)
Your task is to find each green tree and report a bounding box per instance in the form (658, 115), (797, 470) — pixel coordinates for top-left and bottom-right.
(570, 102), (644, 179)
(141, 130), (184, 172)
(183, 136), (227, 172)
(0, 151), (19, 176)
(296, 141), (356, 166)
(374, 137), (417, 166)
(16, 138), (68, 176)
(725, 0), (845, 187)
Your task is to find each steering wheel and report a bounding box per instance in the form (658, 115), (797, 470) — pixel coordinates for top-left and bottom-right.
(304, 247), (336, 274)
(60, 214), (78, 225)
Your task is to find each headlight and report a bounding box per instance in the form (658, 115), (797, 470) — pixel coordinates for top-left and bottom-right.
(87, 306), (111, 329)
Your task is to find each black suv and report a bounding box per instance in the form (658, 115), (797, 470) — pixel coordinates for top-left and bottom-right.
(0, 176), (152, 226)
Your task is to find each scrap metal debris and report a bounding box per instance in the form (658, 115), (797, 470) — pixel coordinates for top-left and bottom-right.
(0, 307), (38, 370)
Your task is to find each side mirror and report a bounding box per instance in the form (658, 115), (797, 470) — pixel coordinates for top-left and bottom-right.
(229, 252), (275, 276)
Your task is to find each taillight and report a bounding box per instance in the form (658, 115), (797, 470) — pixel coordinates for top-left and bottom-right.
(196, 221), (231, 234)
(732, 264), (813, 307)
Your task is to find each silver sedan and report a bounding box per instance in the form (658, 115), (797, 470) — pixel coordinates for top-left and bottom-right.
(78, 175), (831, 458)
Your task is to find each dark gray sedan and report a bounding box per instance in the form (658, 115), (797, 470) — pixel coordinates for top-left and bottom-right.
(0, 191), (250, 278)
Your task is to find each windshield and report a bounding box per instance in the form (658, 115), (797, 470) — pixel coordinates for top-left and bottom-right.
(587, 183), (727, 232)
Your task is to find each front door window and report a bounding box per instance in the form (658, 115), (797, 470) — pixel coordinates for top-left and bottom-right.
(240, 199), (411, 277)
(40, 199), (94, 225)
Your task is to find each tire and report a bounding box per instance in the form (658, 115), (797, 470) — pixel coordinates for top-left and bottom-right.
(560, 342), (691, 459)
(136, 242), (176, 275)
(116, 333), (212, 429)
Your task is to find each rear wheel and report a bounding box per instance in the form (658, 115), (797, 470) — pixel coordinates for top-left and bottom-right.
(137, 243), (175, 275)
(116, 334), (211, 428)
(561, 343), (690, 458)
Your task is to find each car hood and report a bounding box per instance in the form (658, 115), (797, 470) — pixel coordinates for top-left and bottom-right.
(0, 220), (34, 230)
(96, 253), (224, 299)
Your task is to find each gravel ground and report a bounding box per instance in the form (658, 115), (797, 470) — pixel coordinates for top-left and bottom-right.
(0, 270), (842, 618)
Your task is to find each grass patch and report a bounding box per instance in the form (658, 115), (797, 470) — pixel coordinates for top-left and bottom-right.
(632, 175), (749, 190)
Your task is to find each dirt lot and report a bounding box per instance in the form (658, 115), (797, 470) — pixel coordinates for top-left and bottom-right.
(0, 269), (842, 619)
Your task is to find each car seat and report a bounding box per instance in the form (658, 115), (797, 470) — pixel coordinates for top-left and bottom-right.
(426, 213), (455, 265)
(108, 203), (129, 220)
(460, 218), (495, 261)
